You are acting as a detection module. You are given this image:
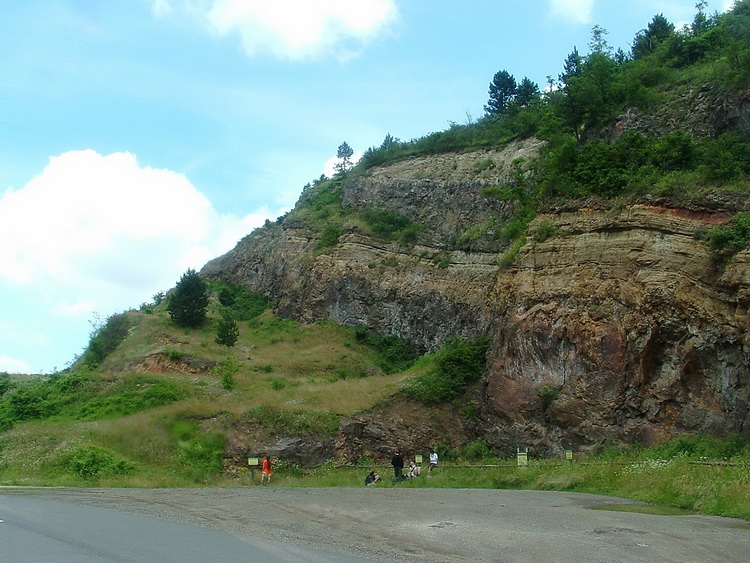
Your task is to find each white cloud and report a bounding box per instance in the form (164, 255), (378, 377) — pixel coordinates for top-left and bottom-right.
(154, 0), (398, 60)
(53, 299), (97, 318)
(0, 149), (280, 324)
(323, 151), (363, 177)
(549, 0), (596, 25)
(151, 0), (173, 18)
(0, 319), (51, 349)
(0, 355), (31, 374)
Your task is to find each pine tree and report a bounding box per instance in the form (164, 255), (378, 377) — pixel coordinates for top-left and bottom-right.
(334, 141), (354, 174)
(167, 269), (209, 328)
(559, 47), (582, 86)
(215, 313), (239, 347)
(631, 14), (674, 59)
(484, 70), (517, 116)
(516, 77), (540, 107)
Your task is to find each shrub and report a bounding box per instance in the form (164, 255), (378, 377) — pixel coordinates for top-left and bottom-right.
(352, 326), (417, 373)
(361, 209), (425, 245)
(497, 236), (526, 268)
(83, 312), (130, 368)
(463, 438), (492, 461)
(211, 281), (271, 319)
(317, 224), (344, 249)
(171, 419), (226, 477)
(0, 371), (187, 425)
(214, 357), (240, 391)
(698, 133), (750, 183)
(303, 181), (343, 212)
(64, 445), (135, 480)
(7, 384), (50, 421)
(0, 372), (13, 396)
(75, 377), (186, 420)
(1, 371), (93, 423)
(538, 384), (562, 410)
(532, 220), (557, 243)
(268, 377), (286, 390)
(404, 337), (489, 403)
(241, 405), (340, 435)
(435, 442), (458, 461)
(651, 434), (748, 460)
(217, 286), (235, 307)
(473, 158), (496, 173)
(164, 348), (184, 361)
(651, 130), (697, 171)
(706, 211), (750, 260)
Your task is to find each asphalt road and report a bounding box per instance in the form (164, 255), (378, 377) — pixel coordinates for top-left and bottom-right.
(0, 492), (370, 563)
(1, 487), (748, 562)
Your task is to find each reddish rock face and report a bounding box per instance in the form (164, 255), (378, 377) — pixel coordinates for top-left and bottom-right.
(486, 202), (750, 452)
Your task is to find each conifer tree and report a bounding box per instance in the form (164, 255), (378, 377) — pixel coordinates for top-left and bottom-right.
(484, 70), (517, 115)
(631, 14), (674, 59)
(167, 269), (209, 328)
(334, 141), (354, 174)
(516, 77), (540, 107)
(215, 313), (239, 347)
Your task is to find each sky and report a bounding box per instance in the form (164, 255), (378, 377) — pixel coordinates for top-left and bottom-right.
(0, 0), (736, 374)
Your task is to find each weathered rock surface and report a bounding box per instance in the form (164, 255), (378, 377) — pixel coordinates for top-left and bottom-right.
(134, 353), (216, 374)
(202, 95), (750, 461)
(485, 202), (750, 454)
(603, 83), (750, 142)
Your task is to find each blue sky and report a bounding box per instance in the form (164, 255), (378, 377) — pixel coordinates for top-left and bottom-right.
(0, 0), (734, 374)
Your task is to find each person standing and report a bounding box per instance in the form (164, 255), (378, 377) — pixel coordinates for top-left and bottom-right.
(391, 450), (404, 482)
(261, 455), (272, 485)
(428, 448), (438, 475)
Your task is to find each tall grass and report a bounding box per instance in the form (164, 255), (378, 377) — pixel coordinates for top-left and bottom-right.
(0, 308), (423, 488)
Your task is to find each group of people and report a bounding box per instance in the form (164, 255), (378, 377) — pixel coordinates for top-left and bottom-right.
(365, 448), (438, 485)
(263, 449), (440, 487)
(392, 448), (439, 481)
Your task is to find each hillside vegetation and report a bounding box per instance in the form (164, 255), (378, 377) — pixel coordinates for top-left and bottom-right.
(286, 2), (750, 262)
(0, 280), (432, 485)
(358, 1), (750, 170)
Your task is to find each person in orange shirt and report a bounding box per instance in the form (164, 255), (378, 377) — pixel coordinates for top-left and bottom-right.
(261, 455), (272, 485)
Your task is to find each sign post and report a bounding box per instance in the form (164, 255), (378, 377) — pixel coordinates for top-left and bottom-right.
(565, 444), (573, 463)
(517, 446), (528, 467)
(248, 456), (259, 482)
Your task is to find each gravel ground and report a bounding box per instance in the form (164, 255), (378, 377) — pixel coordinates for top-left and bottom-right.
(2, 486), (749, 562)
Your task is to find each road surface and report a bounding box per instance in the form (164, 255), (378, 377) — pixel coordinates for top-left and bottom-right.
(1, 487), (748, 562)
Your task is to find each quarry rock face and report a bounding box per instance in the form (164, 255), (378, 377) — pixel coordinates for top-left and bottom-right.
(203, 123), (750, 459)
(486, 202), (749, 454)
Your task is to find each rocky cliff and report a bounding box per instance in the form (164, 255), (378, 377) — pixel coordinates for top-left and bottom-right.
(202, 96), (750, 458)
(485, 197), (750, 454)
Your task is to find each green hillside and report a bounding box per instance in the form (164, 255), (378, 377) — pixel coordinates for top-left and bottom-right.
(0, 279), (432, 485)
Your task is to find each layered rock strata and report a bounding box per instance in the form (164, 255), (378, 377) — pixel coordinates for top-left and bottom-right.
(203, 146), (750, 457)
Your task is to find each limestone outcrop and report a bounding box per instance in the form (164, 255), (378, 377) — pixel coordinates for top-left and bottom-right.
(202, 98), (750, 458)
(485, 200), (749, 454)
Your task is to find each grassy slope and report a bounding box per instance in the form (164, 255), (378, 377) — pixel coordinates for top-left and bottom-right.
(0, 303), (427, 487)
